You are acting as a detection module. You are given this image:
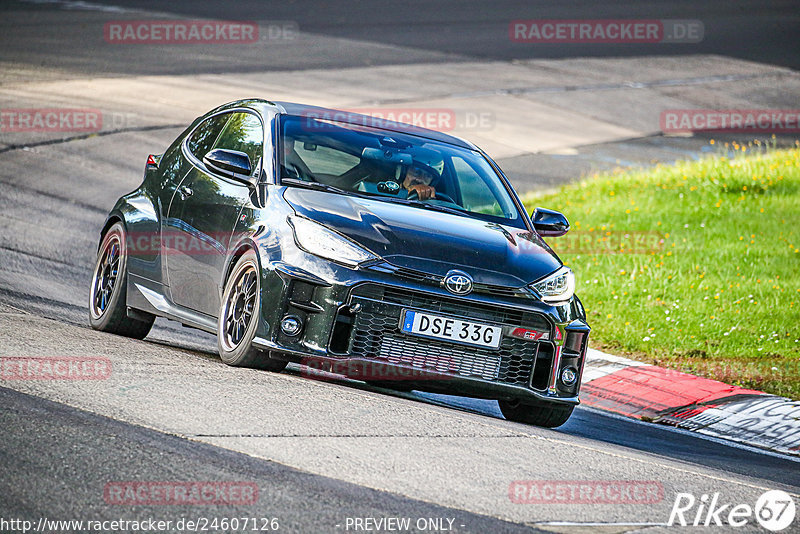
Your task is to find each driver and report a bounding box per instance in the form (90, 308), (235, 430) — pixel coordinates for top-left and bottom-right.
(401, 162), (439, 200)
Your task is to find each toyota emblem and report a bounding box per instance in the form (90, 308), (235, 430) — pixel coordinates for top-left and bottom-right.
(443, 270), (473, 296)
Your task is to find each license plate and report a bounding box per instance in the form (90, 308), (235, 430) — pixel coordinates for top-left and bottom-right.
(400, 310), (502, 349)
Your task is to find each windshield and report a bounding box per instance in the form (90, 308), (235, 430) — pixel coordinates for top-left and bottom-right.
(278, 114), (525, 228)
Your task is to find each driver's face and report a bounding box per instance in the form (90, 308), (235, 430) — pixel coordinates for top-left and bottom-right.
(403, 166), (435, 188)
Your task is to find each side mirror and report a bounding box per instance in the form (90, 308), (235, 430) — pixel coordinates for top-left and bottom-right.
(203, 148), (253, 185)
(531, 207), (569, 237)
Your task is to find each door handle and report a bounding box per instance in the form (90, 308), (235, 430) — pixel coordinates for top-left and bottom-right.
(178, 185), (193, 200)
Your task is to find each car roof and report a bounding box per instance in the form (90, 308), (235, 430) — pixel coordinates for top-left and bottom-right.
(265, 100), (476, 150)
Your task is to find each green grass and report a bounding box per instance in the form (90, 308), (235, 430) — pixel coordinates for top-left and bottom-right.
(522, 141), (800, 399)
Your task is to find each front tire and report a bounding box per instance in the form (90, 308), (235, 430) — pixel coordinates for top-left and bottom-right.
(498, 399), (574, 428)
(89, 221), (154, 339)
(217, 250), (287, 372)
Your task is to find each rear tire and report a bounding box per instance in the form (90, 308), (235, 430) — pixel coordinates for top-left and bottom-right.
(498, 399), (574, 428)
(89, 222), (154, 339)
(217, 250), (287, 372)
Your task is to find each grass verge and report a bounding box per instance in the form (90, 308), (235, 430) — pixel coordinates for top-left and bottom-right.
(522, 142), (800, 399)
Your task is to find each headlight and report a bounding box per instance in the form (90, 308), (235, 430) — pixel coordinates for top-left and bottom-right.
(531, 266), (575, 304)
(288, 215), (377, 267)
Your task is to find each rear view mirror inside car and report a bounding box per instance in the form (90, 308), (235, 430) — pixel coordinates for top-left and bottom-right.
(361, 147), (412, 165)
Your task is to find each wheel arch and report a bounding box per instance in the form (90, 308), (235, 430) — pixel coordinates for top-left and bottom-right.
(222, 239), (262, 290)
(98, 214), (124, 249)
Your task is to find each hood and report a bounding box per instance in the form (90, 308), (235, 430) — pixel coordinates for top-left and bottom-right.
(284, 189), (562, 287)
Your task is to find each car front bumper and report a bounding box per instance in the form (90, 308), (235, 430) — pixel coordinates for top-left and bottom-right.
(254, 260), (590, 405)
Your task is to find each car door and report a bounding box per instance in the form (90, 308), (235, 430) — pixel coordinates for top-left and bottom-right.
(126, 126), (196, 285)
(165, 111), (264, 317)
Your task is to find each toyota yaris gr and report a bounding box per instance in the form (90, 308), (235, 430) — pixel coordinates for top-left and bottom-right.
(90, 99), (590, 427)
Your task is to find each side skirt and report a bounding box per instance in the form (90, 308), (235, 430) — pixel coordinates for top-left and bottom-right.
(127, 274), (217, 335)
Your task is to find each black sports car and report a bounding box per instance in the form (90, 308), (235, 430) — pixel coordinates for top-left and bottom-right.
(90, 99), (590, 427)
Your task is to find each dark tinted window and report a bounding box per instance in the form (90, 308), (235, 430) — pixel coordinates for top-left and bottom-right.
(187, 113), (229, 160)
(291, 140), (360, 176)
(279, 115), (523, 227)
(212, 112), (263, 175)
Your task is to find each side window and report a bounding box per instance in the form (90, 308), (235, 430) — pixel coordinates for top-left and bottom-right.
(212, 112), (263, 175)
(187, 113), (229, 160)
(452, 157), (504, 216)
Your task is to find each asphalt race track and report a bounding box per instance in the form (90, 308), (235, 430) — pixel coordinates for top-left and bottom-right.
(1, 1), (799, 532)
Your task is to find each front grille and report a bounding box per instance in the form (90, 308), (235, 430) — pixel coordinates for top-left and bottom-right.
(345, 284), (552, 387)
(355, 284), (551, 332)
(473, 283), (524, 299)
(379, 335), (502, 380)
(393, 267), (442, 285)
(369, 263), (531, 299)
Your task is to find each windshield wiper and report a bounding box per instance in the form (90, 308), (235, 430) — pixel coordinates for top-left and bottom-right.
(281, 178), (353, 196)
(283, 179), (468, 217)
(383, 197), (467, 217)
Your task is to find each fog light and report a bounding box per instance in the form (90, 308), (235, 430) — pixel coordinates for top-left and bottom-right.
(280, 315), (302, 336)
(560, 367), (578, 387)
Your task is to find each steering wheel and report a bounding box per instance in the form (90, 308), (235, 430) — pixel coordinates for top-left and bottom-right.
(407, 189), (457, 204)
